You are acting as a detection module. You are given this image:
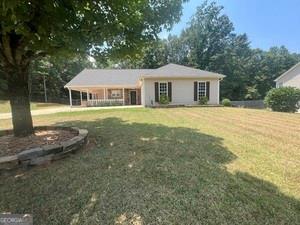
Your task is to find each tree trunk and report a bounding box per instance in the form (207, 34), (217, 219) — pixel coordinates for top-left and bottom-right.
(7, 65), (34, 137)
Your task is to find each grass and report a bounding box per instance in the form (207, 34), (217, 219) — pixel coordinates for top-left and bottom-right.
(0, 100), (66, 113)
(0, 107), (299, 224)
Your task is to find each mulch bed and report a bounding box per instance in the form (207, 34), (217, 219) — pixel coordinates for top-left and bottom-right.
(0, 129), (78, 157)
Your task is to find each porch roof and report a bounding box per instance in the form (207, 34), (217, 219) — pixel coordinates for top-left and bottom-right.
(65, 69), (154, 88)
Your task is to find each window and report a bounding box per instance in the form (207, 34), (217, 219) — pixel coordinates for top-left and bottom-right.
(111, 90), (121, 98)
(159, 82), (168, 98)
(198, 82), (206, 98)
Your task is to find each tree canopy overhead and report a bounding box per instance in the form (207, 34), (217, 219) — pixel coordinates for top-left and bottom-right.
(0, 0), (185, 60)
(0, 0), (186, 136)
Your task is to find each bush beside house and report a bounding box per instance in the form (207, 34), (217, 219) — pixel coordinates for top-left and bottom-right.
(159, 95), (170, 105)
(222, 98), (232, 107)
(199, 96), (208, 105)
(264, 87), (300, 112)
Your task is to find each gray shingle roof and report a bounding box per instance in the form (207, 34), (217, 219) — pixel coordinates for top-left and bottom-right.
(65, 69), (154, 87)
(142, 63), (225, 78)
(65, 64), (225, 88)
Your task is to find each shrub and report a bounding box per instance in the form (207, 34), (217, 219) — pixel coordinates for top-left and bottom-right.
(222, 98), (231, 107)
(199, 96), (208, 105)
(264, 87), (300, 112)
(159, 94), (169, 105)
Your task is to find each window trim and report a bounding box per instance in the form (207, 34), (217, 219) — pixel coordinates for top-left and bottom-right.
(159, 82), (168, 100)
(198, 81), (207, 99)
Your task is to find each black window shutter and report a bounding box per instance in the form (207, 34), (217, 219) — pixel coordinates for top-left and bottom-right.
(168, 82), (172, 102)
(194, 81), (198, 101)
(155, 82), (159, 102)
(206, 81), (210, 100)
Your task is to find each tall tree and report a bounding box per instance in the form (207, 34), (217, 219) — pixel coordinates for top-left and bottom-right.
(0, 0), (186, 136)
(208, 34), (252, 100)
(108, 34), (191, 69)
(183, 1), (234, 69)
(166, 35), (189, 65)
(102, 41), (168, 69)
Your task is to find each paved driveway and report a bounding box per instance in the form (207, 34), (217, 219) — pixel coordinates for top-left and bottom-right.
(0, 105), (143, 120)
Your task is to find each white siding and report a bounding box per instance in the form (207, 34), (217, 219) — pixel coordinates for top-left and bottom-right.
(282, 74), (300, 89)
(142, 78), (220, 106)
(276, 65), (300, 88)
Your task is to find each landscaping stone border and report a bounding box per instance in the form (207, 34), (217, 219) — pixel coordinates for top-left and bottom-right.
(0, 126), (88, 171)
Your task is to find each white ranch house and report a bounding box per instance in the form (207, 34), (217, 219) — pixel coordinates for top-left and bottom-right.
(65, 64), (225, 107)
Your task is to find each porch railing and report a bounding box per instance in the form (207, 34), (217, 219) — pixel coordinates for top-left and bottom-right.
(86, 99), (124, 107)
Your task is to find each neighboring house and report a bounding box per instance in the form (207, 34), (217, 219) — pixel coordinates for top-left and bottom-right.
(275, 62), (300, 88)
(65, 63), (225, 107)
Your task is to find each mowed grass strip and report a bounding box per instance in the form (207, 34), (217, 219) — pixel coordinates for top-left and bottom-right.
(0, 107), (299, 225)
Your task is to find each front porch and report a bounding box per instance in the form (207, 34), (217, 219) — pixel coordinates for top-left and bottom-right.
(68, 87), (141, 107)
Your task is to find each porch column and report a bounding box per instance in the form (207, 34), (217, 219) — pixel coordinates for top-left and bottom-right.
(80, 91), (82, 106)
(68, 88), (72, 107)
(104, 88), (106, 100)
(123, 88), (125, 105)
(87, 89), (90, 101)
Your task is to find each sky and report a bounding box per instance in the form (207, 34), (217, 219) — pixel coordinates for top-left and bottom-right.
(160, 0), (300, 53)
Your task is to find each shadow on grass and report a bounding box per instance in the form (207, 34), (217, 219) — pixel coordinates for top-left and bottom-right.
(0, 117), (299, 225)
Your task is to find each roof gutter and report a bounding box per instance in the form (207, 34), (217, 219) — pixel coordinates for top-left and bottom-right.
(64, 84), (139, 89)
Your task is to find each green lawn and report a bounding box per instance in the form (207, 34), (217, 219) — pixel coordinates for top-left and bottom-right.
(0, 100), (66, 113)
(0, 107), (299, 224)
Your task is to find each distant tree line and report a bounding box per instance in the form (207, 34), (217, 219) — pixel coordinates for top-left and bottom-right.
(28, 56), (93, 102)
(0, 55), (92, 101)
(2, 1), (299, 102)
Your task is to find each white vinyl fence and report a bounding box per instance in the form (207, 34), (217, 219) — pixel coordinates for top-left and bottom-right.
(86, 99), (124, 107)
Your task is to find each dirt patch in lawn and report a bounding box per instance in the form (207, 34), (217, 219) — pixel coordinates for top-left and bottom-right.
(0, 129), (77, 157)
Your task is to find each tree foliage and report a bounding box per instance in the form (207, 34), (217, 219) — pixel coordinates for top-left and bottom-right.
(184, 1), (234, 69)
(29, 55), (93, 101)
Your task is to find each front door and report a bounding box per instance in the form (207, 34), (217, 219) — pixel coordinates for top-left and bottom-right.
(130, 91), (137, 105)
